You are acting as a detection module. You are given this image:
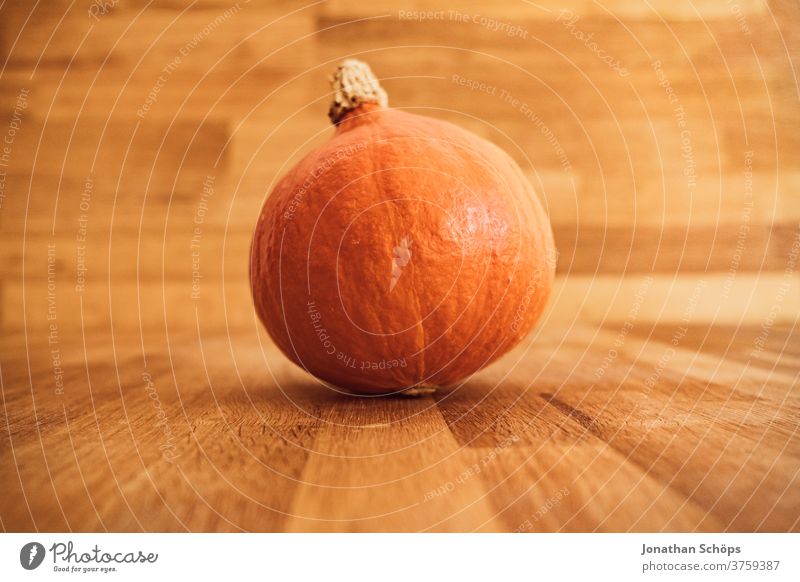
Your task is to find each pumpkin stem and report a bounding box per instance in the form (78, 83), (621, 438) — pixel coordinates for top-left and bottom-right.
(328, 59), (388, 125)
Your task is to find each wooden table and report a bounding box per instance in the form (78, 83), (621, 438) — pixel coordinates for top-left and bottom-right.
(2, 320), (798, 532)
(1, 1), (798, 532)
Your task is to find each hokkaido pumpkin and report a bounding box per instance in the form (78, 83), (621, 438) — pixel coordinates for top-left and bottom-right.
(250, 60), (555, 395)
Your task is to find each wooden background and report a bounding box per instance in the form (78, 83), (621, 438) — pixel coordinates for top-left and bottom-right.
(1, 0), (798, 532)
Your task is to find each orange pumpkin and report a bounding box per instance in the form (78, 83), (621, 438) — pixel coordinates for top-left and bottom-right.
(250, 60), (555, 395)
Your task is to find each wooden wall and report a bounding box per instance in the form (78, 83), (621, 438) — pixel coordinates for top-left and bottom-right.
(1, 0), (798, 343)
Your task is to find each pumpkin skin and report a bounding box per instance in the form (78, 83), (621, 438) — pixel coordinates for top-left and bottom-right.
(250, 63), (555, 395)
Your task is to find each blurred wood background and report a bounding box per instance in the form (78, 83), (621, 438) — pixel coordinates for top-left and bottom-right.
(0, 0), (798, 532)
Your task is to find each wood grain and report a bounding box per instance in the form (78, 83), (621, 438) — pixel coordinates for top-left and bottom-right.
(1, 322), (797, 532)
(0, 0), (798, 532)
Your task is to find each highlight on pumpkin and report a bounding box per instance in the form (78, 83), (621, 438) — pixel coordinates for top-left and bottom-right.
(250, 60), (556, 395)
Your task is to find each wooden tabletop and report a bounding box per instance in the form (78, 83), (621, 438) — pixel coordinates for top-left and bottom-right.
(1, 320), (798, 532)
(1, 1), (799, 532)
